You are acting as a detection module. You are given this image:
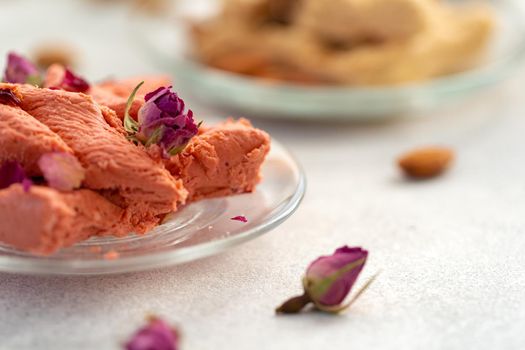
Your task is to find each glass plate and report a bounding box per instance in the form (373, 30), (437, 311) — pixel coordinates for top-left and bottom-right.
(0, 140), (305, 276)
(131, 0), (525, 120)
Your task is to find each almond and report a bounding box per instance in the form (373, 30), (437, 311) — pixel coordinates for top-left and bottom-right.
(398, 146), (454, 179)
(33, 43), (76, 69)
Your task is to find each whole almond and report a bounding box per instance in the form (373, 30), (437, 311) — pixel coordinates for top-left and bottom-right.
(398, 146), (454, 179)
(32, 43), (77, 69)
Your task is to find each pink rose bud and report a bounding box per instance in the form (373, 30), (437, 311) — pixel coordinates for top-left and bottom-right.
(276, 246), (373, 314)
(125, 317), (179, 350)
(3, 52), (41, 85)
(305, 246), (368, 306)
(123, 82), (200, 158)
(37, 152), (85, 191)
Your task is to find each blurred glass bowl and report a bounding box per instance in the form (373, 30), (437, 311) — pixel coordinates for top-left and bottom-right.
(131, 0), (525, 120)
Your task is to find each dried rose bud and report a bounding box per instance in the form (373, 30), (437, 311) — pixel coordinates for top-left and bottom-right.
(0, 88), (22, 106)
(305, 246), (368, 306)
(125, 317), (179, 350)
(37, 152), (85, 191)
(276, 246), (375, 314)
(124, 82), (200, 157)
(0, 161), (32, 192)
(3, 52), (41, 85)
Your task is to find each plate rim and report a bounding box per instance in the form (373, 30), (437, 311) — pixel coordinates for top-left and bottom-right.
(0, 139), (306, 276)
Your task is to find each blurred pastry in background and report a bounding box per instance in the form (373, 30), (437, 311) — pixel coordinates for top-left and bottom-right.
(192, 0), (495, 86)
(85, 0), (168, 15)
(131, 0), (170, 15)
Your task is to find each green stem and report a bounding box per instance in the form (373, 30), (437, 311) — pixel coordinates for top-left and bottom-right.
(123, 81), (144, 134)
(275, 293), (312, 314)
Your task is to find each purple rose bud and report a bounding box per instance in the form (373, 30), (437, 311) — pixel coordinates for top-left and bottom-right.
(37, 152), (85, 191)
(304, 246), (368, 306)
(59, 68), (90, 93)
(125, 317), (179, 350)
(0, 88), (22, 106)
(3, 52), (41, 85)
(276, 246), (374, 314)
(0, 161), (32, 192)
(124, 83), (200, 157)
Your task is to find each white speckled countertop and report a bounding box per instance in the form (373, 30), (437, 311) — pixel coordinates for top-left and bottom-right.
(1, 1), (525, 349)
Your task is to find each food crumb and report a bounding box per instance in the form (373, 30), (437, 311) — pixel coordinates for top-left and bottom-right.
(103, 250), (120, 260)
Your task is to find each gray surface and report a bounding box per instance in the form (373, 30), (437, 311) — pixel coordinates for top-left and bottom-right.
(1, 1), (525, 349)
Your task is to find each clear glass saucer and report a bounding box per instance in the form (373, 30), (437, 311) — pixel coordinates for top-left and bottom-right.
(131, 0), (525, 120)
(0, 140), (305, 276)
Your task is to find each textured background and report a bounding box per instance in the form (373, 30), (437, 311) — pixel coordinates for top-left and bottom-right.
(1, 1), (525, 349)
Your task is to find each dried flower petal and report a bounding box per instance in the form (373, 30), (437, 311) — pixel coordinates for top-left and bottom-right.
(3, 52), (41, 85)
(21, 178), (32, 192)
(125, 317), (179, 350)
(0, 88), (21, 106)
(231, 216), (248, 223)
(58, 68), (90, 93)
(0, 161), (32, 192)
(37, 152), (85, 191)
(124, 83), (199, 157)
